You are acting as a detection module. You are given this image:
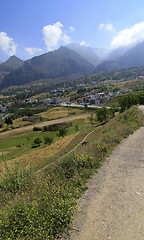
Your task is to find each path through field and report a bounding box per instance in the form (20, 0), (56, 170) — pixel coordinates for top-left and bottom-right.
(0, 113), (89, 139)
(68, 106), (144, 240)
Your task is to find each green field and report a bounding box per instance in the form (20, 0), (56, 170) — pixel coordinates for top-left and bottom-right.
(0, 104), (144, 239)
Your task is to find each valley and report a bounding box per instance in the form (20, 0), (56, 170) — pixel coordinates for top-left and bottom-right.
(1, 41), (144, 239)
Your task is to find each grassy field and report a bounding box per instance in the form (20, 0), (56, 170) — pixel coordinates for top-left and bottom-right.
(0, 106), (85, 130)
(0, 105), (144, 239)
(0, 116), (91, 171)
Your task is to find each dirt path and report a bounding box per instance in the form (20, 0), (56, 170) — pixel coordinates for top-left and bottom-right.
(68, 106), (144, 240)
(0, 113), (89, 139)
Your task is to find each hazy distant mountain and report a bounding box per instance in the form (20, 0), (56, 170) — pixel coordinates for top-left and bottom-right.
(66, 43), (101, 67)
(0, 60), (3, 64)
(0, 46), (94, 89)
(94, 41), (144, 73)
(94, 48), (111, 60)
(106, 46), (132, 60)
(0, 55), (24, 71)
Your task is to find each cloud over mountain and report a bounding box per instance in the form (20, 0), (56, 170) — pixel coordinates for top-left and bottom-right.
(42, 22), (71, 51)
(111, 21), (144, 48)
(0, 32), (17, 56)
(25, 47), (43, 56)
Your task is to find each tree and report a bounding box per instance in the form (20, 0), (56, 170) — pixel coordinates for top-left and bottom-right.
(57, 126), (67, 137)
(84, 103), (88, 111)
(88, 114), (95, 126)
(44, 136), (53, 145)
(5, 117), (13, 126)
(96, 107), (107, 122)
(34, 137), (42, 146)
(74, 124), (79, 132)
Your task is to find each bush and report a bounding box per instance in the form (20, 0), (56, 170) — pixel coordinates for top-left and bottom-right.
(33, 126), (42, 131)
(96, 107), (107, 122)
(43, 122), (72, 132)
(0, 159), (34, 194)
(44, 136), (53, 145)
(74, 124), (79, 132)
(57, 126), (67, 137)
(33, 137), (42, 146)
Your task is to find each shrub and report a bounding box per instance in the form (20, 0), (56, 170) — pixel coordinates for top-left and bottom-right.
(0, 159), (34, 194)
(43, 122), (72, 132)
(44, 136), (53, 145)
(33, 137), (42, 146)
(57, 126), (67, 137)
(33, 126), (42, 131)
(74, 124), (79, 132)
(96, 107), (107, 122)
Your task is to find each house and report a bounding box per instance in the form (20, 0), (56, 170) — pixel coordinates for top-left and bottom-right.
(45, 98), (52, 106)
(1, 106), (7, 112)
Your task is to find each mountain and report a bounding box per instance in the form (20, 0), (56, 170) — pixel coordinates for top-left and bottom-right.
(0, 46), (94, 89)
(106, 46), (131, 60)
(0, 55), (24, 71)
(94, 48), (111, 60)
(0, 60), (3, 64)
(66, 43), (101, 67)
(0, 56), (24, 84)
(94, 41), (144, 73)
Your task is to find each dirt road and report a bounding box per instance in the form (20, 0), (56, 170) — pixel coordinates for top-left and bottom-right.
(68, 106), (144, 240)
(0, 113), (89, 139)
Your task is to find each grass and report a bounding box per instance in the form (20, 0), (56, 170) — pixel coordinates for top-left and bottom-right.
(39, 106), (84, 121)
(0, 118), (91, 171)
(0, 106), (85, 131)
(0, 106), (144, 239)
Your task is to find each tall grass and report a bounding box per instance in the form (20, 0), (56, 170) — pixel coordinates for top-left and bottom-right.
(0, 106), (144, 239)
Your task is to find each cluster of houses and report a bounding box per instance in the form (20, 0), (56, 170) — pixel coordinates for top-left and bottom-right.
(76, 90), (132, 106)
(45, 97), (62, 106)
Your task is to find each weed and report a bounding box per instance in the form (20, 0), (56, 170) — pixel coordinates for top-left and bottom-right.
(0, 157), (34, 195)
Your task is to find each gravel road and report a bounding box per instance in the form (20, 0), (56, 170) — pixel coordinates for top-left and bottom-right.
(68, 106), (144, 240)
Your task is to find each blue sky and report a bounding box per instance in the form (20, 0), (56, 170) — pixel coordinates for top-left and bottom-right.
(1, 0), (144, 61)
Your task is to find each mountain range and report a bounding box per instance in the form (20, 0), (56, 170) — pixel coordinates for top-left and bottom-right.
(66, 42), (101, 67)
(0, 46), (94, 89)
(94, 41), (144, 73)
(1, 41), (144, 89)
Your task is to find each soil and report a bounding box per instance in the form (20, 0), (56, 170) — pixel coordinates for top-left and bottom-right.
(67, 106), (144, 240)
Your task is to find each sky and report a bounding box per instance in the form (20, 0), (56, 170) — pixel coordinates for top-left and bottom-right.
(1, 0), (144, 61)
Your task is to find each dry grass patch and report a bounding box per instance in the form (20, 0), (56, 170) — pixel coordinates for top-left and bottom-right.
(39, 107), (83, 120)
(0, 113), (89, 139)
(0, 133), (80, 172)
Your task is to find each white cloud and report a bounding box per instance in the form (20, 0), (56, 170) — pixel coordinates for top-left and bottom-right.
(0, 32), (17, 56)
(42, 22), (71, 51)
(69, 26), (75, 32)
(80, 40), (86, 46)
(111, 21), (144, 48)
(99, 24), (115, 32)
(25, 47), (43, 55)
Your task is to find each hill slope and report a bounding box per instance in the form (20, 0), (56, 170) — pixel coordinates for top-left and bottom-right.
(66, 42), (101, 66)
(0, 55), (24, 71)
(0, 47), (94, 89)
(0, 55), (24, 84)
(94, 41), (144, 73)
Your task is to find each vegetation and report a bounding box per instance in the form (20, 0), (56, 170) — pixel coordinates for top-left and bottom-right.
(57, 126), (67, 137)
(5, 117), (13, 126)
(44, 136), (53, 145)
(0, 106), (143, 239)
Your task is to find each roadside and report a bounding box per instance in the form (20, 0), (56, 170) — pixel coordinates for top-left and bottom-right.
(67, 106), (144, 240)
